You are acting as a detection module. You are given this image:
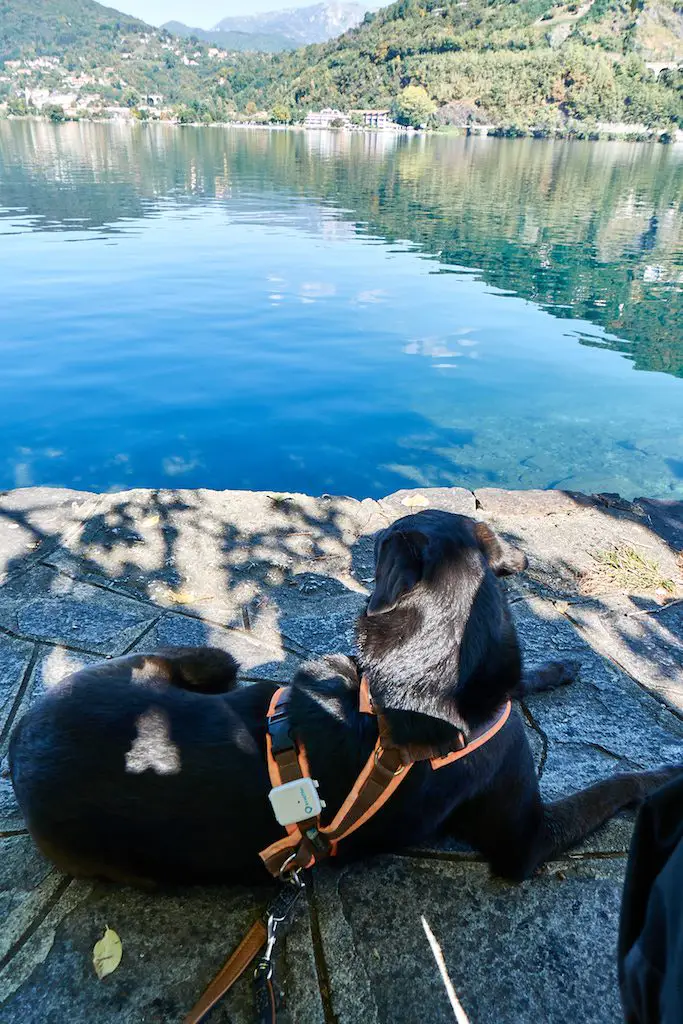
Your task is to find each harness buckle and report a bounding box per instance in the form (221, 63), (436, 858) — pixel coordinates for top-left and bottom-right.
(374, 745), (405, 777)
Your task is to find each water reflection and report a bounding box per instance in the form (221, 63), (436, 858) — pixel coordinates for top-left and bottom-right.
(0, 121), (681, 498)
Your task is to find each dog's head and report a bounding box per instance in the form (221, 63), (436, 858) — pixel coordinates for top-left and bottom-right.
(365, 510), (527, 618)
(357, 510), (526, 738)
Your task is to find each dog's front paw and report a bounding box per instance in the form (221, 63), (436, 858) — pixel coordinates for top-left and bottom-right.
(547, 659), (581, 688)
(526, 659), (580, 694)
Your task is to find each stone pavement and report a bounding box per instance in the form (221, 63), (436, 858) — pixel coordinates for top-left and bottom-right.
(1, 485), (682, 1024)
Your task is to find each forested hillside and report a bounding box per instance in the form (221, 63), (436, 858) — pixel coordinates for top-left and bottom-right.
(217, 0), (683, 128)
(0, 0), (227, 114)
(0, 0), (148, 58)
(1, 0), (681, 129)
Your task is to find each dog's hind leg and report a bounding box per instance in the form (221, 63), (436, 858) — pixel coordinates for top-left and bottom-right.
(512, 659), (580, 698)
(150, 647), (239, 693)
(77, 648), (240, 695)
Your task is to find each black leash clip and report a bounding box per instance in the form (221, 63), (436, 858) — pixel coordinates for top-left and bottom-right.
(253, 871), (305, 1024)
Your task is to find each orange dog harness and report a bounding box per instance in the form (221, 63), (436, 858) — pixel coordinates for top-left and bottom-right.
(259, 677), (512, 878)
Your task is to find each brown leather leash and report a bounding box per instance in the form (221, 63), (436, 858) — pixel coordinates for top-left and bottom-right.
(185, 872), (305, 1024)
(184, 920), (267, 1024)
(185, 676), (512, 1023)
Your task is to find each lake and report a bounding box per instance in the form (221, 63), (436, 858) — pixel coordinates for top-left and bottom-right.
(1, 121), (681, 499)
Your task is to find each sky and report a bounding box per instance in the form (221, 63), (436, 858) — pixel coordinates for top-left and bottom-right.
(118, 0), (316, 27)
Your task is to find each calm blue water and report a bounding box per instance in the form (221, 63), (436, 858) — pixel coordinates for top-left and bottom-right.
(1, 122), (682, 498)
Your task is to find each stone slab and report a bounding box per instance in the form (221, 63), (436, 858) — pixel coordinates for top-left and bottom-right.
(0, 488), (98, 585)
(314, 856), (627, 1024)
(41, 490), (381, 637)
(475, 488), (583, 516)
(380, 487), (476, 520)
(474, 489), (681, 601)
(636, 497), (683, 550)
(0, 836), (56, 949)
(512, 598), (683, 801)
(0, 634), (35, 747)
(0, 566), (158, 655)
(0, 879), (321, 1024)
(566, 598), (683, 713)
(0, 755), (24, 832)
(132, 611), (301, 682)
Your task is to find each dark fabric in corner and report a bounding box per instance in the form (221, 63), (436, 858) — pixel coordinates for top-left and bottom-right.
(619, 774), (683, 1023)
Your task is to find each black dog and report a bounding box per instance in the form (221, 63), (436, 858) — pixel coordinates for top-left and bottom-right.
(9, 510), (679, 886)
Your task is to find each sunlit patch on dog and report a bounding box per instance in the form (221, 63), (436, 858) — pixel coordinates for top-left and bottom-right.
(125, 707), (180, 775)
(132, 658), (167, 684)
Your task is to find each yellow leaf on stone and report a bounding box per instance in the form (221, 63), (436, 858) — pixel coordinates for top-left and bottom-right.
(93, 926), (122, 980)
(168, 590), (197, 604)
(402, 494), (429, 508)
(143, 514), (160, 527)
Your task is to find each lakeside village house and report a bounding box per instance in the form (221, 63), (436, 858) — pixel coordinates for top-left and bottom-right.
(303, 108), (395, 130)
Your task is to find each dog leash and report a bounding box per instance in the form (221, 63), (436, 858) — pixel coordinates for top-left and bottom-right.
(185, 679), (511, 1022)
(184, 870), (305, 1024)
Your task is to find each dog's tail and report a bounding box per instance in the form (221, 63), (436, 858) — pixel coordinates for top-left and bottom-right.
(153, 647), (240, 694)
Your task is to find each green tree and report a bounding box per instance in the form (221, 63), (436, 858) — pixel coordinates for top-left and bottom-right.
(7, 96), (29, 116)
(392, 85), (436, 127)
(44, 104), (66, 122)
(271, 103), (291, 122)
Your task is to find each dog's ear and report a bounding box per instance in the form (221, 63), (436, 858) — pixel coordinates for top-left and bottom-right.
(367, 530), (426, 616)
(474, 522), (528, 577)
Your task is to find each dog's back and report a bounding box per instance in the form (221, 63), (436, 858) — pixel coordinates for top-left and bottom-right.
(9, 657), (280, 884)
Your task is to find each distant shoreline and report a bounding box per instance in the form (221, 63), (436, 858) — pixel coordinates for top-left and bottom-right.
(2, 114), (682, 145)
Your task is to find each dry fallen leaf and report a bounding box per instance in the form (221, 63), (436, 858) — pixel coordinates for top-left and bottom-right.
(143, 514), (160, 527)
(93, 926), (122, 980)
(401, 494), (429, 508)
(168, 590), (198, 604)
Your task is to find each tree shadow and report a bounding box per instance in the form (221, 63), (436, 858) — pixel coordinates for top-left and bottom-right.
(0, 487), (381, 691)
(489, 490), (683, 715)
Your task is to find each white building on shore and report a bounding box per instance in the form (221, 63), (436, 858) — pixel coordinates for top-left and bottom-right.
(304, 108), (350, 129)
(351, 109), (391, 129)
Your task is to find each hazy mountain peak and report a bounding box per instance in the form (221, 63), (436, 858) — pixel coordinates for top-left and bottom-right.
(213, 2), (370, 45)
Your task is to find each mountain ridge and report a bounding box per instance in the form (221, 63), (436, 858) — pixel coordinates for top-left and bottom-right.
(213, 2), (370, 44)
(160, 20), (296, 51)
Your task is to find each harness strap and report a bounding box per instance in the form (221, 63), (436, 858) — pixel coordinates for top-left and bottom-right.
(259, 679), (512, 878)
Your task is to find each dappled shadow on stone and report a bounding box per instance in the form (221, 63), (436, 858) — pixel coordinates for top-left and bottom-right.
(474, 488), (683, 717)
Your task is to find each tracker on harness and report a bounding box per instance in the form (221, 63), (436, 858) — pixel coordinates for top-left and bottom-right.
(184, 676), (511, 1023)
